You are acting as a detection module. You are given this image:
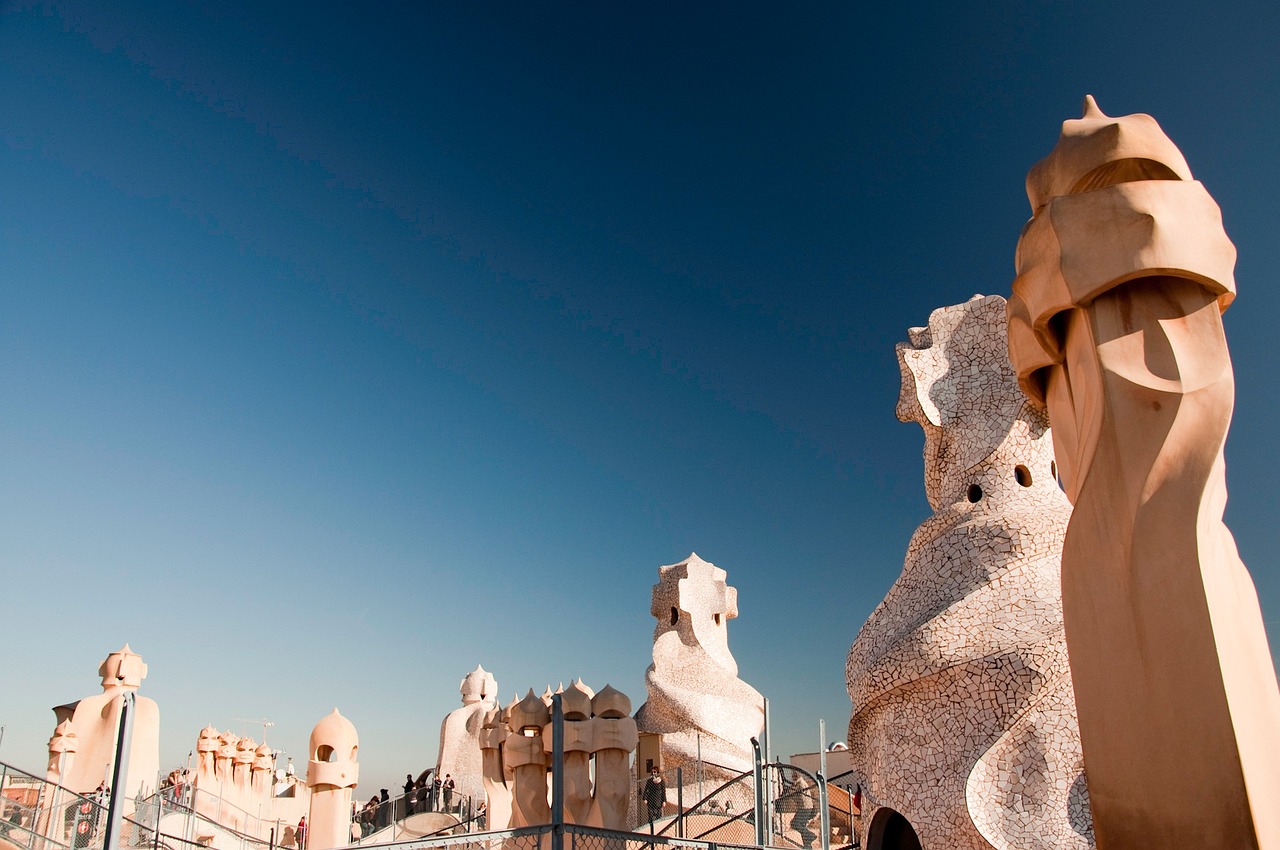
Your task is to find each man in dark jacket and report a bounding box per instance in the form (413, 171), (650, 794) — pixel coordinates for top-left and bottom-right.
(642, 768), (665, 823)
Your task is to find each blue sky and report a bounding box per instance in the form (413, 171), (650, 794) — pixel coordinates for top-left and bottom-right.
(2, 2), (1278, 794)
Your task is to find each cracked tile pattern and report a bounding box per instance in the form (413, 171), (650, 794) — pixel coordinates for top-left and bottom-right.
(636, 553), (763, 785)
(436, 665), (498, 804)
(845, 295), (1093, 850)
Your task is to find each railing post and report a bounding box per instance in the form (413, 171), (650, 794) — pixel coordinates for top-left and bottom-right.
(69, 801), (85, 850)
(154, 790), (163, 850)
(550, 694), (564, 850)
(675, 767), (683, 838)
(851, 786), (860, 850)
(696, 733), (702, 804)
(102, 692), (135, 850)
(750, 738), (764, 848)
(817, 774), (829, 850)
(818, 720), (829, 850)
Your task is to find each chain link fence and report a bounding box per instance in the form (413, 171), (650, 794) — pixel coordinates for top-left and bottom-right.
(365, 823), (768, 850)
(1, 760), (279, 850)
(5, 757), (844, 850)
(628, 762), (825, 850)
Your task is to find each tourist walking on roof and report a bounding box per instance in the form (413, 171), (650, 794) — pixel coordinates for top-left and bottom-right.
(442, 774), (455, 813)
(643, 768), (665, 823)
(295, 816), (306, 850)
(402, 774), (415, 819)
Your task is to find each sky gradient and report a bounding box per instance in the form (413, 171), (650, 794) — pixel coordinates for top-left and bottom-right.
(3, 1), (1279, 794)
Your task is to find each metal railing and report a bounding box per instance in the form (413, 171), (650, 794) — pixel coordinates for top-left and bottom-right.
(640, 764), (822, 849)
(177, 784), (295, 844)
(818, 771), (860, 850)
(353, 822), (774, 850)
(350, 786), (483, 844)
(627, 759), (747, 833)
(1, 759), (109, 850)
(0, 761), (277, 850)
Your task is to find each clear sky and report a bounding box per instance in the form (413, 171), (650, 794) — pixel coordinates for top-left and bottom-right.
(2, 1), (1278, 796)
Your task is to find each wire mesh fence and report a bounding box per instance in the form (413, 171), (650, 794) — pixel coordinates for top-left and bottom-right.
(0, 760), (282, 850)
(349, 785), (485, 845)
(632, 763), (824, 849)
(1, 759), (107, 850)
(366, 824), (771, 850)
(5, 755), (851, 850)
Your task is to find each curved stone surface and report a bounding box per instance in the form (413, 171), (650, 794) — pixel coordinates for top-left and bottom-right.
(1009, 97), (1280, 850)
(436, 665), (497, 805)
(307, 708), (359, 850)
(49, 645), (160, 807)
(636, 553), (762, 780)
(846, 294), (1091, 850)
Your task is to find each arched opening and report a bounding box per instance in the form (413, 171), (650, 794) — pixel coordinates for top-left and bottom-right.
(315, 745), (335, 762)
(866, 808), (922, 850)
(1070, 157), (1182, 194)
(670, 607), (679, 626)
(1014, 464), (1032, 487)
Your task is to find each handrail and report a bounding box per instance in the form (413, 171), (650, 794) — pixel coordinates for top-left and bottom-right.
(651, 762), (823, 841)
(350, 821), (790, 850)
(351, 783), (481, 844)
(0, 758), (284, 850)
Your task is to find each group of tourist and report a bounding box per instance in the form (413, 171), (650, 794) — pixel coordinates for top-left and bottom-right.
(158, 768), (194, 805)
(403, 771), (455, 815)
(355, 790), (388, 837)
(353, 771), (458, 837)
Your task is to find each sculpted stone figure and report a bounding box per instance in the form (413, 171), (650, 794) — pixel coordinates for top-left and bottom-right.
(436, 665), (498, 807)
(478, 705), (513, 830)
(552, 680), (595, 825)
(1008, 96), (1280, 849)
(483, 681), (636, 831)
(503, 691), (551, 828)
(196, 725), (219, 779)
(635, 554), (763, 785)
(587, 685), (637, 831)
(846, 295), (1091, 850)
(42, 721), (80, 843)
(216, 731), (238, 785)
(306, 709), (359, 850)
(190, 723), (309, 839)
(233, 736), (256, 790)
(192, 726), (287, 830)
(252, 742), (274, 797)
(45, 721), (77, 786)
(50, 645), (160, 806)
